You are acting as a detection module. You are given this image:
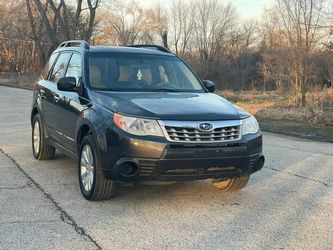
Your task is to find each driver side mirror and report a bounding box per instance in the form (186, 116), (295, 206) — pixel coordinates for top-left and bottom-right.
(57, 77), (77, 92)
(202, 80), (216, 93)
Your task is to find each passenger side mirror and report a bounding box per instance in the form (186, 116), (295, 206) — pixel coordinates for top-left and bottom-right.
(57, 77), (77, 92)
(202, 80), (216, 93)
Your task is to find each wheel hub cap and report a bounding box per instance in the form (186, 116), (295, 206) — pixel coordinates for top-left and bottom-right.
(33, 121), (40, 154)
(80, 145), (94, 192)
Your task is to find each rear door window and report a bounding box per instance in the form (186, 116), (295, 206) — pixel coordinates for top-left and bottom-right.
(49, 52), (71, 83)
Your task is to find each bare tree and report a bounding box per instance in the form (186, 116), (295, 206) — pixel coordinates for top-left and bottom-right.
(25, 0), (101, 67)
(193, 0), (236, 78)
(169, 0), (194, 56)
(223, 21), (259, 89)
(2, 0), (332, 92)
(0, 0), (39, 72)
(258, 7), (290, 91)
(109, 1), (151, 45)
(276, 0), (325, 106)
(146, 2), (168, 46)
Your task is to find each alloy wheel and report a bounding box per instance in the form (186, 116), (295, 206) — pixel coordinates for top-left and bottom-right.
(33, 120), (40, 154)
(212, 179), (233, 190)
(80, 144), (95, 192)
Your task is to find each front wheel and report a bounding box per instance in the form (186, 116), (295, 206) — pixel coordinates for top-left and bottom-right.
(78, 135), (116, 201)
(212, 175), (250, 191)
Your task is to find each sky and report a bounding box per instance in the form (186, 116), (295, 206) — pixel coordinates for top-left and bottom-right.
(134, 0), (276, 19)
(232, 0), (275, 19)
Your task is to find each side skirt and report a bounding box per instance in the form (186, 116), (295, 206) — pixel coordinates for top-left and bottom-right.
(46, 138), (78, 160)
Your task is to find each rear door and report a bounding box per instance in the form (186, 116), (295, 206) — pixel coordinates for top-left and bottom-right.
(43, 52), (72, 143)
(38, 52), (59, 137)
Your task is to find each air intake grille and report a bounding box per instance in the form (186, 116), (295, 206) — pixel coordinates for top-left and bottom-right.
(164, 125), (240, 142)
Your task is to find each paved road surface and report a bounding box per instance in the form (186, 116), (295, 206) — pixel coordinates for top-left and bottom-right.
(0, 86), (332, 250)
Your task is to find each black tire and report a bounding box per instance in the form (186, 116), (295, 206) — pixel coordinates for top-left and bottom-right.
(212, 175), (250, 191)
(32, 114), (55, 160)
(78, 135), (116, 201)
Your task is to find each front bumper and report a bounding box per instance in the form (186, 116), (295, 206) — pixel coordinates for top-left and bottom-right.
(102, 131), (264, 181)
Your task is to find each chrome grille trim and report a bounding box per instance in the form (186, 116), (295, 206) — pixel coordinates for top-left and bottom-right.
(158, 120), (242, 143)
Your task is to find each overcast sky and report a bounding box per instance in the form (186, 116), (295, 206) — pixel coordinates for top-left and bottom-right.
(133, 0), (276, 19)
(232, 0), (275, 18)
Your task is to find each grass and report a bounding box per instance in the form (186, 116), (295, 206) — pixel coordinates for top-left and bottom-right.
(259, 118), (333, 142)
(219, 89), (333, 142)
(1, 78), (332, 142)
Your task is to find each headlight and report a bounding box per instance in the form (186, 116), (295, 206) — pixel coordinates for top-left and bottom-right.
(114, 113), (164, 137)
(241, 116), (259, 135)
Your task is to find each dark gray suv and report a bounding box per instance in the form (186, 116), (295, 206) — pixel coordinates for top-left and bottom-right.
(31, 40), (264, 200)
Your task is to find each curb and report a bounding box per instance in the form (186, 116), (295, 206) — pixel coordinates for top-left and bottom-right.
(261, 128), (333, 144)
(0, 83), (33, 90)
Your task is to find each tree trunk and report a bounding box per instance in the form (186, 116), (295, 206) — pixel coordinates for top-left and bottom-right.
(301, 83), (306, 107)
(162, 31), (168, 48)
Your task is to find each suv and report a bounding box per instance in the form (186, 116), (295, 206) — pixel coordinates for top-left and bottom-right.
(31, 40), (264, 201)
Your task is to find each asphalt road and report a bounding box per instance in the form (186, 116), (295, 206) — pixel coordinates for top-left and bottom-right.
(0, 86), (332, 250)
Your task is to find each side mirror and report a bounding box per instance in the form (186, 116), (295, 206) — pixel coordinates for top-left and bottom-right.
(57, 77), (77, 92)
(202, 80), (216, 93)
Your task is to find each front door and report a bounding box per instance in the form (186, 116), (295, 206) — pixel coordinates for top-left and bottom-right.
(52, 52), (84, 153)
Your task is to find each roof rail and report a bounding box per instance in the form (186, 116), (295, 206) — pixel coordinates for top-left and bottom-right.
(58, 40), (90, 49)
(127, 45), (172, 54)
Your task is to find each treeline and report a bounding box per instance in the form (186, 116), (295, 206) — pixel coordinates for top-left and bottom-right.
(0, 0), (332, 106)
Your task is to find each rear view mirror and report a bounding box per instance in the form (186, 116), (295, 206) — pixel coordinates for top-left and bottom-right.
(202, 80), (216, 93)
(57, 77), (77, 92)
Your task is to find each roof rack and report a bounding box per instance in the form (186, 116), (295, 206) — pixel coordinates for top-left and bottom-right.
(127, 45), (172, 54)
(58, 40), (90, 49)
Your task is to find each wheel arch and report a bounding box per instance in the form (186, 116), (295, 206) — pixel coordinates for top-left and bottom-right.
(76, 122), (93, 150)
(31, 107), (39, 125)
(75, 112), (108, 154)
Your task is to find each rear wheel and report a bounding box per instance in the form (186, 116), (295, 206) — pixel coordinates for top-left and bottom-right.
(78, 135), (116, 201)
(212, 175), (250, 191)
(32, 114), (55, 160)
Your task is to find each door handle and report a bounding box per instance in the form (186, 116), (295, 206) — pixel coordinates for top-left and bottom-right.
(39, 89), (46, 99)
(54, 95), (60, 102)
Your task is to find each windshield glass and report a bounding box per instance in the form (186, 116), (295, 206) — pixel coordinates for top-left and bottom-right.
(87, 53), (204, 92)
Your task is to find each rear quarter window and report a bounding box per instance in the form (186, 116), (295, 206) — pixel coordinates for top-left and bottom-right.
(41, 53), (58, 80)
(49, 52), (71, 83)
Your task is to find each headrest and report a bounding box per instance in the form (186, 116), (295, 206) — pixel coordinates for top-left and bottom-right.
(90, 65), (102, 86)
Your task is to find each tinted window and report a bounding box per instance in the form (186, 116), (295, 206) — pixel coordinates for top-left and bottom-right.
(65, 53), (82, 85)
(87, 53), (204, 92)
(49, 52), (71, 83)
(41, 53), (58, 79)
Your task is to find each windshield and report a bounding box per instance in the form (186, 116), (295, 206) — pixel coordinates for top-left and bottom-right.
(87, 53), (204, 92)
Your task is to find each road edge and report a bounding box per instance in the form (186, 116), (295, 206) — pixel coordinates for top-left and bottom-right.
(1, 84), (331, 144)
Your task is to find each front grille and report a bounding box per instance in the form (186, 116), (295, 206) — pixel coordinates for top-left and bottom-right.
(164, 125), (240, 142)
(161, 166), (239, 176)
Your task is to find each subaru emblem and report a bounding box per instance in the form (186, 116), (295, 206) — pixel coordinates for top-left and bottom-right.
(199, 123), (213, 131)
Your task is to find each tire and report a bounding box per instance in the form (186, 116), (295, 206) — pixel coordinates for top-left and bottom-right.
(78, 135), (116, 201)
(32, 114), (55, 160)
(212, 175), (250, 191)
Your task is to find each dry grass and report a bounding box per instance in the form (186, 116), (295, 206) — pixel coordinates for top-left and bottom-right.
(218, 88), (333, 127)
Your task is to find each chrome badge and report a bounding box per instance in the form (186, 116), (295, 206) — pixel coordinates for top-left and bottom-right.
(198, 123), (213, 131)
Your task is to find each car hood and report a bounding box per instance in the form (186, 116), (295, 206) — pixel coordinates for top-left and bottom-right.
(91, 91), (247, 121)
